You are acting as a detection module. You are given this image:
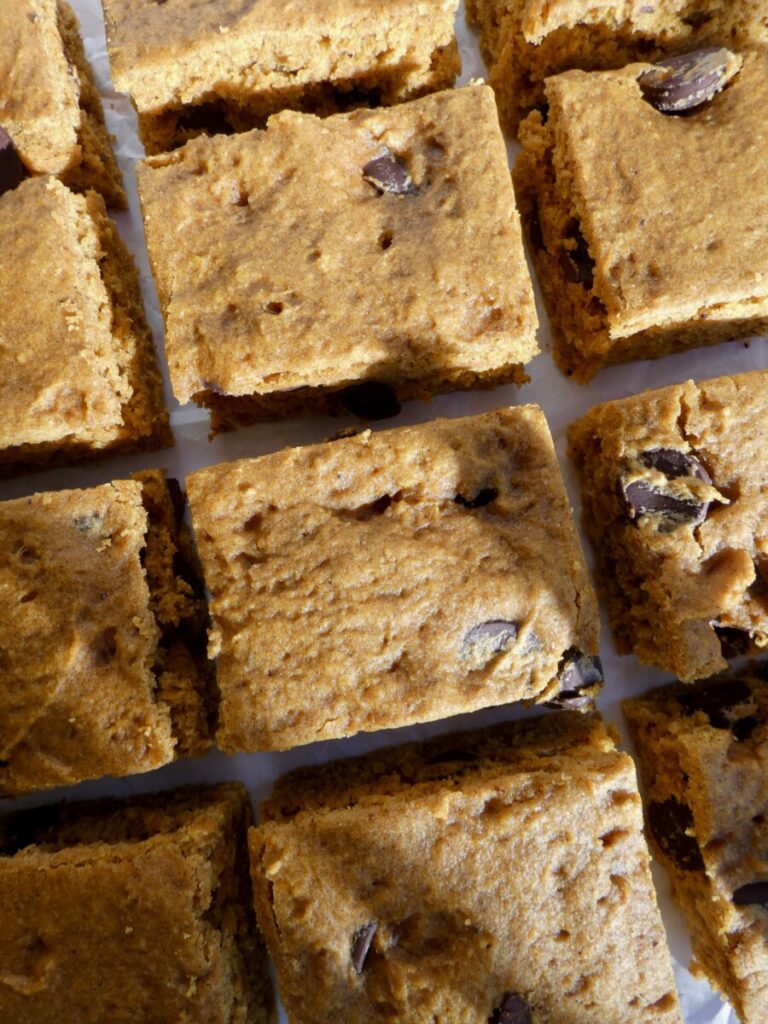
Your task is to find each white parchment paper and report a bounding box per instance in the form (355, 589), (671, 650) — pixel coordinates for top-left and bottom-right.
(4, 3), (766, 1020)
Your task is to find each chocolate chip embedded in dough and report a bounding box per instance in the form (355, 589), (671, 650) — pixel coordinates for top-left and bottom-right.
(339, 381), (401, 420)
(545, 647), (603, 710)
(363, 147), (418, 196)
(677, 678), (752, 729)
(0, 127), (26, 198)
(732, 881), (768, 909)
(454, 488), (498, 509)
(560, 221), (594, 288)
(351, 922), (378, 974)
(714, 625), (752, 659)
(619, 447), (712, 526)
(639, 448), (711, 482)
(489, 992), (533, 1024)
(462, 620), (519, 659)
(638, 48), (742, 114)
(647, 798), (704, 871)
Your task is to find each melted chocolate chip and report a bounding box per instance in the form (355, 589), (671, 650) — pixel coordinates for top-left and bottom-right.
(339, 381), (401, 420)
(489, 992), (533, 1024)
(677, 678), (752, 729)
(647, 798), (704, 871)
(560, 222), (594, 288)
(714, 625), (752, 659)
(619, 448), (712, 526)
(639, 448), (711, 482)
(363, 147), (417, 196)
(462, 621), (519, 658)
(732, 881), (768, 909)
(0, 127), (26, 198)
(545, 647), (603, 710)
(351, 922), (378, 974)
(638, 47), (742, 113)
(455, 488), (498, 509)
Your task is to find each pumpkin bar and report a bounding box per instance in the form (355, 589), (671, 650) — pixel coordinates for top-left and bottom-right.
(250, 713), (681, 1023)
(514, 48), (768, 381)
(0, 176), (170, 477)
(0, 0), (125, 207)
(625, 671), (768, 1024)
(0, 470), (213, 795)
(101, 0), (460, 154)
(186, 407), (600, 753)
(468, 0), (767, 134)
(568, 370), (768, 682)
(138, 85), (538, 431)
(0, 784), (274, 1024)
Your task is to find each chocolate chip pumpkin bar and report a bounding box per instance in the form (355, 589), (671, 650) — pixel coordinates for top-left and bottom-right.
(0, 784), (274, 1024)
(514, 48), (768, 381)
(186, 407), (600, 753)
(568, 370), (768, 681)
(624, 672), (768, 1024)
(0, 471), (213, 795)
(0, 0), (125, 207)
(101, 0), (460, 154)
(0, 176), (170, 477)
(137, 86), (538, 431)
(250, 713), (681, 1024)
(468, 0), (767, 134)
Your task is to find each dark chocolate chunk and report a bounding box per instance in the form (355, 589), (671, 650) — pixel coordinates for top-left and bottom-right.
(677, 678), (752, 729)
(0, 126), (26, 198)
(489, 992), (533, 1024)
(714, 625), (752, 659)
(619, 447), (712, 526)
(638, 47), (742, 114)
(462, 620), (518, 658)
(351, 922), (378, 974)
(339, 381), (401, 420)
(639, 448), (711, 482)
(732, 881), (768, 909)
(455, 488), (498, 509)
(560, 221), (594, 288)
(363, 147), (417, 196)
(545, 647), (603, 709)
(647, 798), (704, 871)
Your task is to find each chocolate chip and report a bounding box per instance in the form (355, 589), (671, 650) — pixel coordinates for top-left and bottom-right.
(677, 678), (752, 729)
(0, 127), (26, 198)
(489, 992), (532, 1024)
(545, 647), (603, 710)
(72, 512), (103, 533)
(714, 625), (752, 659)
(339, 381), (401, 420)
(351, 922), (377, 974)
(560, 221), (594, 288)
(455, 488), (498, 509)
(732, 881), (768, 908)
(462, 621), (518, 659)
(638, 48), (742, 114)
(647, 798), (704, 871)
(363, 146), (417, 196)
(639, 448), (711, 482)
(619, 447), (712, 526)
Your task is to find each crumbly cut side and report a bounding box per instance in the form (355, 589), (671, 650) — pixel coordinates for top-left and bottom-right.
(515, 51), (768, 381)
(187, 407), (599, 753)
(624, 673), (768, 1024)
(102, 0), (459, 153)
(0, 784), (274, 1024)
(138, 86), (537, 424)
(0, 475), (210, 795)
(468, 0), (768, 134)
(250, 713), (680, 1024)
(568, 370), (768, 681)
(0, 178), (170, 477)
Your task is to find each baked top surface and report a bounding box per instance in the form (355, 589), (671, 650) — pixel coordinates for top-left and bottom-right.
(0, 0), (81, 175)
(250, 714), (680, 1023)
(544, 51), (768, 335)
(187, 407), (598, 751)
(0, 480), (174, 791)
(0, 177), (130, 450)
(138, 86), (537, 403)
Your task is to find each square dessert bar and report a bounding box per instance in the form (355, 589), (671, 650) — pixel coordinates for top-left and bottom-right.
(0, 784), (274, 1024)
(250, 713), (681, 1024)
(138, 86), (538, 431)
(0, 176), (170, 476)
(0, 1), (125, 207)
(187, 408), (600, 753)
(468, 0), (767, 134)
(0, 470), (213, 795)
(514, 49), (768, 381)
(101, 0), (460, 154)
(625, 671), (768, 1024)
(568, 370), (768, 682)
